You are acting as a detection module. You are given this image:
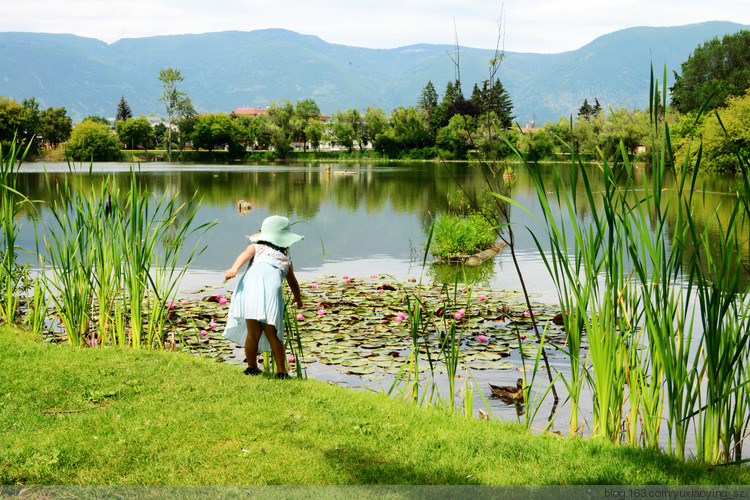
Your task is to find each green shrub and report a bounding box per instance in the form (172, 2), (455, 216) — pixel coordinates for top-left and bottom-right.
(430, 213), (496, 259)
(65, 120), (121, 161)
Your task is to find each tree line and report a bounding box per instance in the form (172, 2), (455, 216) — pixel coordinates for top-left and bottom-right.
(1, 29), (748, 170)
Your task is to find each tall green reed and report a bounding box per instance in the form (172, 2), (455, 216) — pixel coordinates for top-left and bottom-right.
(43, 163), (213, 348)
(0, 138), (33, 325)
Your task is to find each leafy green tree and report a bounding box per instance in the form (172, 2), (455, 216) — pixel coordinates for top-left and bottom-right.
(39, 107), (73, 148)
(20, 97), (41, 146)
(676, 89), (750, 172)
(0, 96), (23, 145)
(66, 120), (121, 161)
(304, 118), (324, 150)
(116, 116), (156, 158)
(363, 106), (388, 148)
(174, 97), (196, 160)
(374, 106), (431, 158)
(436, 114), (476, 159)
(266, 100), (296, 158)
(158, 67), (187, 159)
(191, 113), (235, 153)
(671, 30), (750, 114)
(295, 99), (321, 119)
(116, 95), (133, 122)
(516, 127), (556, 161)
(81, 115), (111, 126)
(331, 110), (356, 152)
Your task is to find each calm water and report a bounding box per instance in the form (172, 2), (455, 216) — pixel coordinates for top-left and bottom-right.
(14, 160), (742, 442)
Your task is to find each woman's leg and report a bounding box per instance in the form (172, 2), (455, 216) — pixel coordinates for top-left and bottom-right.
(263, 323), (287, 375)
(245, 319), (263, 369)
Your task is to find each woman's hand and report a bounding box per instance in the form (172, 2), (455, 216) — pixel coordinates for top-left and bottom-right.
(224, 268), (237, 280)
(295, 298), (303, 309)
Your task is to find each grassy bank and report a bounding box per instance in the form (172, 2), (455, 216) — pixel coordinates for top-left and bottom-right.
(1, 328), (747, 485)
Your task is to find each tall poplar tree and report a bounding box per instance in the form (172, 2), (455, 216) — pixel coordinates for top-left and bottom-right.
(158, 67), (186, 159)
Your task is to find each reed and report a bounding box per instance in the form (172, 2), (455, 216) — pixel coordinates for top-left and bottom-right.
(486, 67), (750, 463)
(42, 163), (212, 349)
(0, 138), (33, 326)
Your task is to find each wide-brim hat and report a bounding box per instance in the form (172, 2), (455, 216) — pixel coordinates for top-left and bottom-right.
(248, 215), (303, 248)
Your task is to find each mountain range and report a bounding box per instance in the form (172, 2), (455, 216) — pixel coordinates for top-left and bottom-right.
(0, 21), (747, 125)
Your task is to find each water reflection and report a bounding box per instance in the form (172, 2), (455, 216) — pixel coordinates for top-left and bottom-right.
(16, 161), (745, 292)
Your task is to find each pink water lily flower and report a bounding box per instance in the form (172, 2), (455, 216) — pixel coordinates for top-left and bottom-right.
(477, 335), (488, 343)
(296, 314), (304, 321)
(125, 327), (131, 334)
(377, 289), (384, 293)
(317, 309), (326, 316)
(219, 297), (228, 305)
(199, 330), (207, 336)
(342, 275), (349, 280)
(394, 317), (403, 323)
(311, 283), (319, 289)
(398, 312), (407, 319)
(478, 295), (487, 300)
(288, 355), (295, 363)
(371, 274), (377, 279)
(523, 311), (534, 317)
(520, 334), (527, 340)
(215, 292), (223, 298)
(181, 300), (190, 305)
(454, 312), (463, 320)
(209, 321), (218, 329)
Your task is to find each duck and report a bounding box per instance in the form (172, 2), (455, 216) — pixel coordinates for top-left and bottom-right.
(488, 378), (524, 404)
(236, 200), (252, 215)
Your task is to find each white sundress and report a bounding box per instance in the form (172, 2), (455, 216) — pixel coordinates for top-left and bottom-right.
(223, 243), (292, 352)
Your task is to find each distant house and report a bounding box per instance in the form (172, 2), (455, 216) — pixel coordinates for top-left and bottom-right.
(232, 107), (268, 117)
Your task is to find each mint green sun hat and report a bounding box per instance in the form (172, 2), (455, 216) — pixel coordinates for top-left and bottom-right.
(249, 215), (304, 248)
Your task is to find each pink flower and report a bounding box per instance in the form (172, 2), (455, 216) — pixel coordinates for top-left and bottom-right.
(394, 317), (403, 323)
(371, 274), (377, 279)
(209, 321), (218, 329)
(419, 304), (424, 310)
(215, 292), (223, 298)
(345, 279), (352, 284)
(398, 312), (407, 319)
(296, 314), (304, 321)
(219, 297), (228, 305)
(477, 335), (488, 342)
(458, 309), (465, 315)
(317, 309), (325, 316)
(181, 300), (189, 305)
(125, 327), (131, 334)
(311, 283), (318, 289)
(342, 275), (349, 280)
(288, 355), (295, 363)
(520, 334), (527, 340)
(165, 300), (175, 309)
(316, 302), (321, 307)
(200, 330), (207, 336)
(454, 313), (463, 320)
(523, 311), (534, 317)
(478, 295), (487, 300)
(377, 289), (384, 293)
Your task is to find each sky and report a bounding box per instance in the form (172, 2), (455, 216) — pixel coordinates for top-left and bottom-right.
(2, 0), (748, 54)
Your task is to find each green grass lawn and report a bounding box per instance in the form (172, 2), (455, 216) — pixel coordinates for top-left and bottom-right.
(1, 328), (748, 485)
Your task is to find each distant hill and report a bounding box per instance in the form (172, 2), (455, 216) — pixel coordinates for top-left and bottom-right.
(0, 22), (747, 125)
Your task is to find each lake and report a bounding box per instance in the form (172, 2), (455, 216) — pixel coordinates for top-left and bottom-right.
(13, 159), (743, 447)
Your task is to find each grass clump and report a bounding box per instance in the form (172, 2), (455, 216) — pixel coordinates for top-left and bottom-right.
(430, 213), (496, 259)
(2, 327), (748, 485)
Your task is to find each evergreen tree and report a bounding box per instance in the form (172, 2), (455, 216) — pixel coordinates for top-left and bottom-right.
(486, 79), (514, 128)
(417, 81), (438, 113)
(116, 95), (133, 122)
(578, 98), (593, 121)
(592, 98), (602, 118)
